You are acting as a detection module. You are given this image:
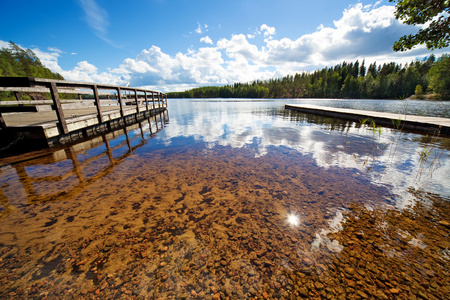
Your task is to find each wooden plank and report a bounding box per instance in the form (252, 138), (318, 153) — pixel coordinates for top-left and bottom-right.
(49, 82), (69, 134)
(0, 100), (120, 106)
(0, 86), (110, 95)
(92, 85), (104, 123)
(152, 92), (155, 108)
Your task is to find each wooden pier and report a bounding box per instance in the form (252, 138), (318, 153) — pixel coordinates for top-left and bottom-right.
(285, 104), (450, 135)
(0, 77), (167, 148)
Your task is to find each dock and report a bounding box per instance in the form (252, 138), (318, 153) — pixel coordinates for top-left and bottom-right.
(285, 104), (450, 135)
(0, 77), (167, 148)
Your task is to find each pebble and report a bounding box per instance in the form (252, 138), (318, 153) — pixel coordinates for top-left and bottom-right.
(315, 281), (324, 289)
(298, 287), (308, 297)
(302, 258), (313, 266)
(438, 220), (450, 227)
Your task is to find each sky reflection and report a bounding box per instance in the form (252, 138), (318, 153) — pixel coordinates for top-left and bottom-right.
(151, 99), (450, 209)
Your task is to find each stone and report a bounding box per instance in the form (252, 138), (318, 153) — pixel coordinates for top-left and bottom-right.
(314, 281), (324, 289)
(357, 290), (369, 298)
(302, 258), (313, 266)
(438, 220), (450, 228)
(298, 287), (308, 297)
(417, 291), (429, 299)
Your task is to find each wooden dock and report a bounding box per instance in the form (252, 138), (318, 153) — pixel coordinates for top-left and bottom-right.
(0, 77), (167, 148)
(285, 104), (450, 135)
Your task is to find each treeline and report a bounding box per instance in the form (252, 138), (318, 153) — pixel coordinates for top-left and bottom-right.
(168, 54), (450, 99)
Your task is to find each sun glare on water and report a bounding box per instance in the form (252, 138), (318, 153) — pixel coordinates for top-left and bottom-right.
(287, 214), (300, 226)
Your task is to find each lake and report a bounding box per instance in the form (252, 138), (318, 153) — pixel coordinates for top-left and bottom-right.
(0, 98), (449, 299)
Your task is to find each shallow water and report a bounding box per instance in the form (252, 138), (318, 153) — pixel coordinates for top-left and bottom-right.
(0, 99), (449, 299)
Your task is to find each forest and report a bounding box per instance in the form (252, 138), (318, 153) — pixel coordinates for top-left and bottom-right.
(0, 42), (63, 80)
(0, 42), (65, 101)
(168, 54), (450, 100)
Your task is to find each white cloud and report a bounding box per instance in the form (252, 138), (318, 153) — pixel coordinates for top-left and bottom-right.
(260, 24), (276, 36)
(200, 36), (213, 44)
(2, 3), (447, 92)
(31, 47), (63, 73)
(217, 34), (263, 62)
(47, 47), (62, 53)
(75, 61), (98, 74)
(195, 23), (208, 34)
(78, 0), (109, 36)
(0, 40), (10, 49)
(77, 0), (118, 47)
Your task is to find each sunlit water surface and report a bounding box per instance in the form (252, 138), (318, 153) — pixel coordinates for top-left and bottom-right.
(0, 99), (449, 299)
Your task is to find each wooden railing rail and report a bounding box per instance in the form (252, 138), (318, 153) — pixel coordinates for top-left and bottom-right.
(0, 77), (167, 134)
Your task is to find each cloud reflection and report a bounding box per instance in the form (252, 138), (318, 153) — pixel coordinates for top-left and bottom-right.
(158, 100), (450, 208)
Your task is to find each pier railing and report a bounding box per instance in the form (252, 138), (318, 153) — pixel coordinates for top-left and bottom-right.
(0, 77), (167, 134)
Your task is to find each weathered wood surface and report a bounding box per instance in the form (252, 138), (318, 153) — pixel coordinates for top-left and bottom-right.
(285, 104), (450, 135)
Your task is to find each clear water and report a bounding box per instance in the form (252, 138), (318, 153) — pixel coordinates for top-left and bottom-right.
(0, 99), (449, 299)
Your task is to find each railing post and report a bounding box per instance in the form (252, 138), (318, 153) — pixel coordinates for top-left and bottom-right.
(49, 82), (69, 134)
(0, 113), (6, 129)
(93, 85), (104, 123)
(152, 92), (155, 109)
(134, 89), (140, 113)
(144, 91), (149, 111)
(117, 87), (125, 117)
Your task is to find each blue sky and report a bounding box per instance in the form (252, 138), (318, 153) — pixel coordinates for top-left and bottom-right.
(0, 0), (448, 92)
